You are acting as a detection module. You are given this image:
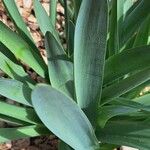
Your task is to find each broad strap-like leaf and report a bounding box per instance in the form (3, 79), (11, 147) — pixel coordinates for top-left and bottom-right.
(96, 121), (150, 150)
(0, 101), (40, 124)
(50, 0), (57, 26)
(98, 98), (150, 128)
(102, 68), (150, 105)
(98, 105), (138, 128)
(0, 78), (32, 106)
(0, 114), (28, 126)
(74, 0), (108, 124)
(45, 32), (74, 98)
(120, 0), (150, 47)
(2, 0), (41, 56)
(0, 21), (47, 78)
(2, 0), (32, 40)
(133, 94), (150, 106)
(0, 125), (49, 143)
(108, 0), (118, 57)
(32, 84), (99, 150)
(33, 0), (59, 42)
(123, 80), (150, 99)
(73, 0), (82, 21)
(104, 45), (150, 84)
(0, 50), (35, 86)
(133, 14), (150, 47)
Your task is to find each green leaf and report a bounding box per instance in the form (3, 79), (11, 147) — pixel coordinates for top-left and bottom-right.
(68, 21), (75, 56)
(98, 105), (139, 128)
(0, 125), (49, 143)
(121, 0), (150, 47)
(63, 0), (69, 51)
(50, 0), (57, 26)
(0, 114), (28, 126)
(2, 0), (32, 40)
(74, 0), (108, 124)
(0, 21), (47, 78)
(0, 78), (32, 106)
(133, 94), (150, 106)
(0, 51), (34, 86)
(96, 121), (150, 150)
(104, 45), (150, 84)
(33, 0), (59, 42)
(133, 14), (150, 47)
(2, 0), (41, 57)
(32, 84), (99, 150)
(102, 68), (150, 105)
(73, 0), (82, 21)
(99, 97), (150, 128)
(108, 0), (118, 56)
(0, 101), (40, 124)
(45, 32), (74, 98)
(58, 141), (73, 150)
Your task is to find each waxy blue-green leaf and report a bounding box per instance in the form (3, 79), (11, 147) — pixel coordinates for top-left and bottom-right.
(45, 32), (74, 98)
(104, 45), (150, 84)
(96, 121), (150, 150)
(0, 101), (39, 124)
(74, 0), (108, 123)
(32, 84), (99, 150)
(0, 78), (32, 106)
(102, 68), (150, 105)
(50, 0), (57, 26)
(2, 0), (32, 40)
(0, 21), (47, 78)
(0, 125), (49, 143)
(33, 0), (59, 42)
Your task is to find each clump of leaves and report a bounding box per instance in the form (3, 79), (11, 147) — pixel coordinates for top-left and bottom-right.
(0, 0), (150, 149)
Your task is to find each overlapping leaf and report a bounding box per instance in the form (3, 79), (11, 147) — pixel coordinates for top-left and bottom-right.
(32, 84), (99, 150)
(0, 22), (47, 78)
(45, 32), (74, 98)
(74, 0), (108, 124)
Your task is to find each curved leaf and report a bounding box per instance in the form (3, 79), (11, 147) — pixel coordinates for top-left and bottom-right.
(45, 32), (74, 98)
(50, 0), (57, 26)
(133, 14), (150, 47)
(0, 22), (47, 78)
(3, 0), (32, 40)
(0, 125), (49, 143)
(96, 121), (150, 150)
(102, 68), (150, 105)
(33, 0), (59, 42)
(104, 45), (150, 84)
(74, 0), (108, 124)
(0, 101), (39, 124)
(0, 78), (32, 106)
(32, 84), (99, 150)
(121, 0), (150, 47)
